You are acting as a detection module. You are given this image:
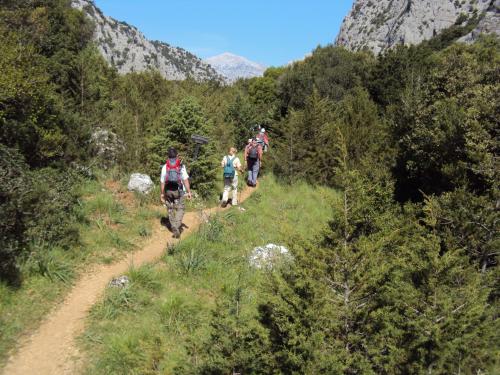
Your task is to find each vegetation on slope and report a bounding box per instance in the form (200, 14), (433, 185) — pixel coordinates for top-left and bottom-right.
(80, 176), (338, 374)
(0, 0), (498, 373)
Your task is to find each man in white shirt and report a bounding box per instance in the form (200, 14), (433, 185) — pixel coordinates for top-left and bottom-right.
(160, 147), (192, 238)
(221, 147), (242, 207)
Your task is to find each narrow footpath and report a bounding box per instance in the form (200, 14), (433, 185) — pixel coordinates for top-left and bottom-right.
(2, 186), (256, 375)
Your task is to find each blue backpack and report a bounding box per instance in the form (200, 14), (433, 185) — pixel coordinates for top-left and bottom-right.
(223, 156), (236, 179)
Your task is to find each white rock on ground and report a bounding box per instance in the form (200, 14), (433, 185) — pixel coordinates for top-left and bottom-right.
(127, 173), (154, 194)
(109, 275), (130, 288)
(249, 244), (293, 269)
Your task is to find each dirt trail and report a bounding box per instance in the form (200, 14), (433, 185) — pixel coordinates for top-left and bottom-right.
(2, 186), (256, 375)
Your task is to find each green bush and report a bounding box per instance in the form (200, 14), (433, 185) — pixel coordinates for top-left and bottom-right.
(0, 145), (31, 285)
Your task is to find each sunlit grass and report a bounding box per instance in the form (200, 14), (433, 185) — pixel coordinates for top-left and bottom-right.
(80, 175), (339, 374)
(0, 171), (161, 366)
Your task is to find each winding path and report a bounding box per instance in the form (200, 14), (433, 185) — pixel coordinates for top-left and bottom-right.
(2, 186), (256, 375)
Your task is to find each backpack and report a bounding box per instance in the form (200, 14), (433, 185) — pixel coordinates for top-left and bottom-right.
(223, 156), (236, 179)
(247, 146), (258, 160)
(165, 158), (182, 190)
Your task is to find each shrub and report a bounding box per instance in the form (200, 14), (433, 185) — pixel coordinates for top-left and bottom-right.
(0, 145), (31, 284)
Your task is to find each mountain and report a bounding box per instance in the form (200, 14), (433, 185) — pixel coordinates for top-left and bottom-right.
(71, 0), (223, 82)
(204, 53), (266, 83)
(336, 0), (500, 54)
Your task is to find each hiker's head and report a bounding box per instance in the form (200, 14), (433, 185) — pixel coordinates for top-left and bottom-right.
(251, 138), (258, 145)
(260, 128), (265, 133)
(229, 147), (237, 155)
(168, 147), (177, 159)
(247, 138), (253, 144)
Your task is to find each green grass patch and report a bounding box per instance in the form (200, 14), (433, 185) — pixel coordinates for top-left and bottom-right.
(0, 171), (161, 367)
(79, 175), (339, 374)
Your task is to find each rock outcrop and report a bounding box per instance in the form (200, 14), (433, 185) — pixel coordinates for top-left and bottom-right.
(336, 0), (499, 54)
(90, 128), (124, 169)
(72, 0), (223, 82)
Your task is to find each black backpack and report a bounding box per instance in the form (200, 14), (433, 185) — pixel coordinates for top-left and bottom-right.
(248, 146), (258, 160)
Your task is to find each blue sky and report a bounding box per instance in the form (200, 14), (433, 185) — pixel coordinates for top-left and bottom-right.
(94, 0), (354, 67)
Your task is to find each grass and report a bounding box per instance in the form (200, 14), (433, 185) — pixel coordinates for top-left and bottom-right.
(79, 175), (339, 374)
(0, 169), (163, 367)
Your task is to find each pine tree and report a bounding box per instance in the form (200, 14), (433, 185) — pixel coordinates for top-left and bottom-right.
(180, 282), (271, 374)
(148, 97), (217, 198)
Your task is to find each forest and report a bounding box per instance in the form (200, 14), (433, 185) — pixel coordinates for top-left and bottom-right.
(0, 0), (498, 373)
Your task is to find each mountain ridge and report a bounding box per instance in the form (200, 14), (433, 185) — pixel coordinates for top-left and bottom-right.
(71, 0), (224, 81)
(336, 0), (500, 54)
(204, 52), (266, 83)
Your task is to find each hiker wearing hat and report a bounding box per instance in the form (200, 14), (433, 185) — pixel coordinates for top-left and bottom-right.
(244, 138), (262, 187)
(220, 147), (243, 207)
(256, 127), (269, 152)
(160, 147), (192, 238)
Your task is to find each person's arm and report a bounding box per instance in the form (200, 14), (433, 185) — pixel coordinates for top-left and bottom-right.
(235, 158), (243, 173)
(183, 178), (192, 199)
(180, 165), (192, 199)
(160, 182), (165, 203)
(221, 156), (226, 168)
(160, 166), (166, 203)
(258, 146), (263, 161)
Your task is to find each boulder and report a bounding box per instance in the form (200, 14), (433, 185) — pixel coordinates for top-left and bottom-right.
(249, 244), (293, 270)
(127, 173), (154, 194)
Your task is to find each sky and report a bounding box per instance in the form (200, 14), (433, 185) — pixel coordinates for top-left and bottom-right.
(94, 0), (354, 67)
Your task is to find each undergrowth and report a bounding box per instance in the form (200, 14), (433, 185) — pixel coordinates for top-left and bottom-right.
(0, 169), (162, 366)
(80, 175), (338, 374)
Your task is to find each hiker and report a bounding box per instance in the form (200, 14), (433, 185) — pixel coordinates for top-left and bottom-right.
(221, 147), (243, 207)
(256, 127), (269, 152)
(244, 138), (262, 187)
(160, 147), (192, 238)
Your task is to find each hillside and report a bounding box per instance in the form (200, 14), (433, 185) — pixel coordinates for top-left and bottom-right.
(1, 1), (498, 374)
(71, 0), (223, 81)
(204, 52), (266, 83)
(336, 0), (500, 54)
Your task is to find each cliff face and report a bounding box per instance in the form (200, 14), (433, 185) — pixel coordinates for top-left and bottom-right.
(72, 0), (223, 81)
(336, 0), (499, 54)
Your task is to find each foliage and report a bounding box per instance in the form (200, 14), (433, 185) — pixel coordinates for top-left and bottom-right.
(148, 96), (218, 197)
(1, 1), (498, 372)
(0, 145), (31, 285)
(258, 134), (497, 373)
(391, 38), (499, 200)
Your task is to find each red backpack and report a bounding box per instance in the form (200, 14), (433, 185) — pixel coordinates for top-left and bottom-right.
(165, 158), (182, 189)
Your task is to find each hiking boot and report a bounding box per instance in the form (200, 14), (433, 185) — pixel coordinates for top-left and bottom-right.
(172, 229), (181, 239)
(221, 200), (228, 208)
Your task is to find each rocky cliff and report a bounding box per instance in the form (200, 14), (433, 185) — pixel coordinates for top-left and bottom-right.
(72, 0), (223, 81)
(336, 0), (499, 54)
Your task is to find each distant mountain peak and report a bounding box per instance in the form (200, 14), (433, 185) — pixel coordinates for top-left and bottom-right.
(205, 53), (266, 83)
(71, 0), (223, 82)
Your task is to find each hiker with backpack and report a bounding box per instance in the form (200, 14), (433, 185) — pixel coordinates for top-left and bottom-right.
(220, 147), (243, 207)
(256, 128), (269, 152)
(244, 138), (262, 187)
(160, 147), (192, 238)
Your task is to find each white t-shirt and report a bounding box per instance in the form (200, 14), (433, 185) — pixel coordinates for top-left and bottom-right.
(160, 162), (189, 190)
(221, 155), (242, 176)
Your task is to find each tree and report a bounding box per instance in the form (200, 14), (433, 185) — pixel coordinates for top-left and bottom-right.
(148, 97), (217, 198)
(180, 283), (271, 374)
(391, 38), (499, 201)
